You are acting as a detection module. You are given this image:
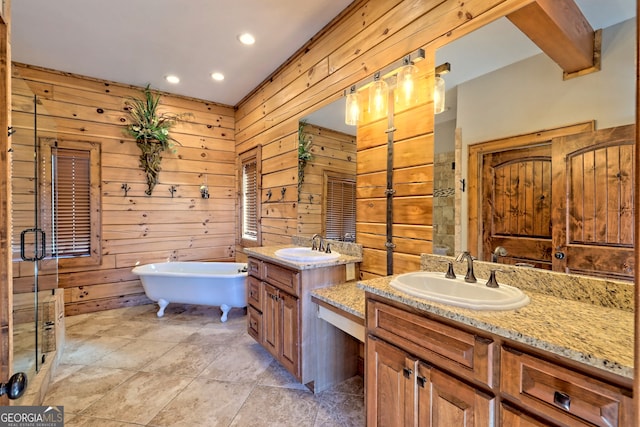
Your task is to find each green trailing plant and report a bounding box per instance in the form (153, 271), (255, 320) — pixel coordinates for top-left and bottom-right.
(125, 84), (191, 195)
(298, 120), (314, 200)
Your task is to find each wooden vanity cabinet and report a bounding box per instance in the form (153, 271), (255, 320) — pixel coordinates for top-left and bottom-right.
(247, 256), (352, 392)
(366, 295), (496, 427)
(365, 293), (633, 427)
(500, 346), (633, 427)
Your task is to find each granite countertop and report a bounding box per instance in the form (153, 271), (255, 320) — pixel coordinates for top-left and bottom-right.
(311, 281), (365, 321)
(356, 275), (634, 381)
(244, 245), (362, 271)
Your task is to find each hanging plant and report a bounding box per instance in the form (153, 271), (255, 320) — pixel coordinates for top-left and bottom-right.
(124, 84), (191, 195)
(298, 120), (314, 201)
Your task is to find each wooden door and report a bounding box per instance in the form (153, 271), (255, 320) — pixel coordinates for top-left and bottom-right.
(552, 125), (635, 279)
(482, 145), (553, 267)
(366, 336), (416, 427)
(279, 291), (299, 378)
(430, 368), (494, 427)
(262, 283), (279, 359)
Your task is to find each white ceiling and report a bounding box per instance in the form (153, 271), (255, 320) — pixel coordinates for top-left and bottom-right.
(11, 0), (353, 106)
(10, 0), (635, 113)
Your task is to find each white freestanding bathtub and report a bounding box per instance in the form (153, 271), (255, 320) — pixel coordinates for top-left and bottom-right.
(131, 262), (248, 322)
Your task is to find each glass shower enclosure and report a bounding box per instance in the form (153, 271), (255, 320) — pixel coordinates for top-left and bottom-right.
(11, 70), (58, 377)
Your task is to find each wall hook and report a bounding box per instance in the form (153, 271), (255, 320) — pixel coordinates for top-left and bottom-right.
(279, 187), (287, 201)
(459, 179), (466, 192)
(200, 184), (210, 199)
(169, 185), (177, 198)
(121, 183), (131, 197)
(265, 188), (272, 202)
(7, 127), (15, 137)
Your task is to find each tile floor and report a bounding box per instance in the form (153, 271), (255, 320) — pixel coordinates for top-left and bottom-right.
(43, 303), (365, 426)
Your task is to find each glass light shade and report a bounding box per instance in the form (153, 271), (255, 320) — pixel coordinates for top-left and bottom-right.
(433, 74), (446, 114)
(345, 90), (360, 126)
(396, 64), (419, 108)
(368, 78), (389, 119)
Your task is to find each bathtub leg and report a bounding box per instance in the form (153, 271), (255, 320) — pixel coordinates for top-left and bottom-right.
(157, 299), (169, 317)
(220, 304), (231, 323)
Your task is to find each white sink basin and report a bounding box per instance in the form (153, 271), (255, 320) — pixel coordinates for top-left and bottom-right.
(390, 271), (530, 311)
(274, 247), (341, 263)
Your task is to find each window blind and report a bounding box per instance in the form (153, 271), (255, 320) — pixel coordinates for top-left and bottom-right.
(242, 160), (258, 240)
(325, 176), (356, 241)
(54, 148), (91, 257)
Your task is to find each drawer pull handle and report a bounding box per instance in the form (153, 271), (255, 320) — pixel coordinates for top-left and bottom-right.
(403, 367), (413, 379)
(553, 391), (571, 411)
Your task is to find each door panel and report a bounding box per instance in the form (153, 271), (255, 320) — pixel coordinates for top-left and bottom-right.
(552, 125), (635, 279)
(482, 145), (553, 267)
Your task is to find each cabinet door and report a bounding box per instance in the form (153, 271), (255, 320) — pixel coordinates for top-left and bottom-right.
(262, 283), (280, 358)
(416, 361), (432, 427)
(430, 368), (494, 427)
(279, 291), (299, 377)
(366, 336), (416, 427)
(501, 404), (562, 427)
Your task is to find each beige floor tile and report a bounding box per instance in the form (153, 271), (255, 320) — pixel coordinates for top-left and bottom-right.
(43, 365), (135, 413)
(59, 336), (131, 366)
(313, 392), (365, 427)
(96, 339), (178, 371)
(45, 303), (365, 426)
(258, 360), (308, 391)
(149, 378), (255, 427)
(82, 371), (193, 425)
(136, 322), (205, 343)
(141, 342), (224, 377)
(198, 341), (273, 383)
(64, 414), (143, 427)
(230, 385), (319, 427)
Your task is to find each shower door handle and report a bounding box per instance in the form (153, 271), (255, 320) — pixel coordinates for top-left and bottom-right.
(20, 228), (46, 261)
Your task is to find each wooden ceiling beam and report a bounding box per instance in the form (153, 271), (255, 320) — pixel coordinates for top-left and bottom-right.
(507, 0), (596, 75)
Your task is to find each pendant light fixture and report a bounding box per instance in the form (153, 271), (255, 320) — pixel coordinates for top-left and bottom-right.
(368, 71), (389, 120)
(344, 85), (360, 125)
(396, 55), (419, 108)
(434, 62), (450, 115)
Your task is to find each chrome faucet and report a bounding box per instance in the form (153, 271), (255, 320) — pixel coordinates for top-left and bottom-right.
(455, 251), (477, 283)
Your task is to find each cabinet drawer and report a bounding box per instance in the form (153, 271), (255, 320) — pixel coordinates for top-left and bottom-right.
(247, 305), (262, 343)
(367, 298), (495, 387)
(247, 276), (262, 310)
(501, 346), (632, 427)
(263, 261), (300, 296)
(247, 258), (263, 279)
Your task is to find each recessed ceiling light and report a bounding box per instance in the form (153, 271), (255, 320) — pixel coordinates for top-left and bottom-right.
(165, 75), (180, 84)
(211, 72), (225, 81)
(238, 33), (255, 45)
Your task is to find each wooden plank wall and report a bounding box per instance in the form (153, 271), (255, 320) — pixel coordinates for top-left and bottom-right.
(11, 63), (237, 316)
(0, 0), (11, 405)
(234, 0), (532, 279)
(297, 123), (356, 236)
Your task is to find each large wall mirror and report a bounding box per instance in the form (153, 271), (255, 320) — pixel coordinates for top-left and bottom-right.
(435, 0), (636, 280)
(299, 0), (635, 281)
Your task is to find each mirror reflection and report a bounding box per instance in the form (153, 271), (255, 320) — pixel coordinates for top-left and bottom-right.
(299, 101), (357, 242)
(435, 0), (635, 279)
(300, 0), (635, 281)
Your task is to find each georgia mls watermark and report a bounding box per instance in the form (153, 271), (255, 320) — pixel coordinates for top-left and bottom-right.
(0, 406), (63, 427)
